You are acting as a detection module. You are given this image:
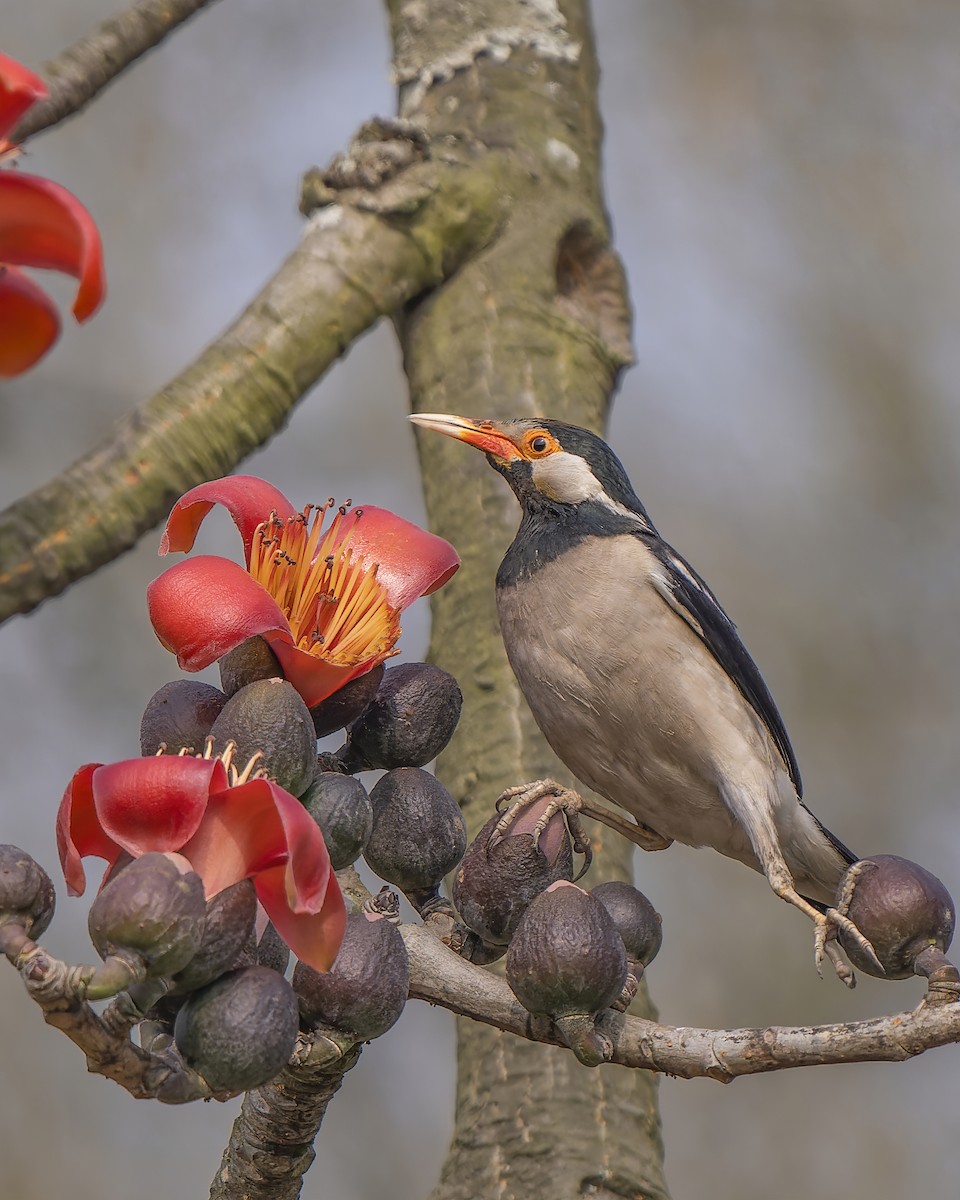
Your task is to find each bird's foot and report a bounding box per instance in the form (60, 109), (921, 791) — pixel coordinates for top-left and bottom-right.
(493, 780), (593, 873)
(494, 779), (673, 856)
(774, 880), (881, 987)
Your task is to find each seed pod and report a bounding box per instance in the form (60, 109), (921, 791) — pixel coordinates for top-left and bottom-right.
(590, 881), (662, 968)
(507, 881), (626, 1065)
(293, 910), (409, 1041)
(453, 807), (574, 947)
(309, 665), (384, 738)
(89, 853), (206, 979)
(363, 768), (467, 909)
(837, 855), (956, 980)
(218, 636), (283, 697)
(168, 880), (258, 995)
(140, 680), (228, 756)
(0, 844), (55, 939)
(338, 663), (462, 771)
(257, 921), (290, 976)
(174, 965), (299, 1093)
(300, 773), (373, 871)
(210, 678), (316, 798)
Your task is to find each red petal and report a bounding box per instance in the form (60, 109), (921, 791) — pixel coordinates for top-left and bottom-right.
(147, 555), (293, 672)
(0, 264), (59, 377)
(265, 636), (367, 708)
(256, 866), (346, 972)
(331, 505), (459, 610)
(159, 475), (297, 563)
(56, 762), (118, 896)
(0, 53), (46, 144)
(91, 757), (227, 856)
(0, 172), (105, 321)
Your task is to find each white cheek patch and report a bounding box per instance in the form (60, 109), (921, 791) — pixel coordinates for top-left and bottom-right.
(532, 452), (638, 520)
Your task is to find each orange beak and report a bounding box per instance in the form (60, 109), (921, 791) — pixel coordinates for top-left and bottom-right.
(409, 413), (523, 462)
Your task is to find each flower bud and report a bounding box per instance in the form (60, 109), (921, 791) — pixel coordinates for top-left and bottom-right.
(453, 806), (574, 947)
(590, 881), (662, 968)
(293, 910), (409, 1041)
(0, 844), (55, 939)
(338, 663), (462, 771)
(218, 635), (282, 697)
(168, 879), (258, 995)
(88, 853), (206, 979)
(507, 881), (626, 1065)
(210, 678), (316, 798)
(363, 768), (467, 909)
(837, 854), (955, 980)
(174, 965), (299, 1093)
(140, 680), (228, 756)
(300, 773), (373, 871)
(309, 665), (384, 738)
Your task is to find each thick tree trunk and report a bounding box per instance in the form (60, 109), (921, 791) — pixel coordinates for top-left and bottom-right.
(391, 2), (670, 1196)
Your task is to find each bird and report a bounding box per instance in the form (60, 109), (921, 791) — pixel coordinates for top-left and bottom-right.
(409, 412), (875, 982)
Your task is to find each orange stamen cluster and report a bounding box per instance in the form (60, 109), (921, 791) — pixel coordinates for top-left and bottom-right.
(248, 503), (400, 667)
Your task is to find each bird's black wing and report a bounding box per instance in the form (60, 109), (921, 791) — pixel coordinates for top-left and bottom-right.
(640, 532), (804, 797)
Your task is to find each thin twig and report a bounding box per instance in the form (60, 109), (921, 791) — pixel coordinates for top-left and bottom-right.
(12, 0), (223, 143)
(402, 924), (960, 1082)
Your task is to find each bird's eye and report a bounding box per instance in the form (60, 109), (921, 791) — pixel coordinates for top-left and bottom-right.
(526, 433), (553, 456)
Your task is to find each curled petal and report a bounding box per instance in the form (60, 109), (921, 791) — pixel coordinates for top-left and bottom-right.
(265, 636), (370, 709)
(331, 505), (460, 609)
(0, 53), (46, 144)
(147, 555), (293, 672)
(185, 778), (333, 904)
(159, 475), (297, 562)
(91, 757), (226, 856)
(0, 264), (59, 378)
(56, 763), (116, 896)
(0, 172), (105, 321)
(256, 866), (346, 972)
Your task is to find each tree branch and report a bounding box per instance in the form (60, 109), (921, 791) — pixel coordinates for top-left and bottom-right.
(402, 924), (960, 1081)
(12, 0), (223, 143)
(210, 1033), (362, 1200)
(0, 148), (505, 625)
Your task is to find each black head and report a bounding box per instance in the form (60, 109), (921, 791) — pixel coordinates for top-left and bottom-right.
(409, 414), (654, 526)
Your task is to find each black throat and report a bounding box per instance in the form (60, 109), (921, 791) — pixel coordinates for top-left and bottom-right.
(496, 496), (648, 590)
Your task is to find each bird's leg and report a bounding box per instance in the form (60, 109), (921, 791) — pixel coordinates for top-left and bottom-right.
(763, 859), (881, 985)
(494, 779), (673, 855)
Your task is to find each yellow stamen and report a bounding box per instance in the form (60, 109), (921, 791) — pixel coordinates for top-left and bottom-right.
(247, 504), (400, 668)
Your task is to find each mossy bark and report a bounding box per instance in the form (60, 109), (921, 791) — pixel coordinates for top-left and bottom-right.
(392, 2), (670, 1196)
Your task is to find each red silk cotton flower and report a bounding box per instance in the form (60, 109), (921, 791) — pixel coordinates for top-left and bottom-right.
(57, 755), (346, 972)
(0, 52), (106, 377)
(147, 476), (460, 709)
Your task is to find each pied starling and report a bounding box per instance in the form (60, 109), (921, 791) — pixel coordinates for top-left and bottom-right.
(410, 413), (875, 982)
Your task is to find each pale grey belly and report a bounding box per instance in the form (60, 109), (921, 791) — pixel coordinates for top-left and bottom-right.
(497, 542), (795, 874)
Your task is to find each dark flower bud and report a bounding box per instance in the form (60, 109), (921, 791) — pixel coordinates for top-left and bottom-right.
(218, 636), (283, 697)
(89, 852), (206, 979)
(257, 921), (291, 976)
(338, 663), (462, 772)
(293, 910), (409, 1041)
(210, 678), (316, 798)
(174, 965), (299, 1094)
(837, 854), (956, 980)
(0, 844), (55, 939)
(309, 665), (384, 738)
(453, 805), (574, 947)
(506, 881), (627, 1066)
(140, 680), (228, 756)
(168, 879), (258, 995)
(363, 768), (467, 909)
(300, 773), (373, 871)
(590, 881), (662, 967)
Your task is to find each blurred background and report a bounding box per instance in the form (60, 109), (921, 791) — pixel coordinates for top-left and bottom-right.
(3, 1), (960, 1196)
